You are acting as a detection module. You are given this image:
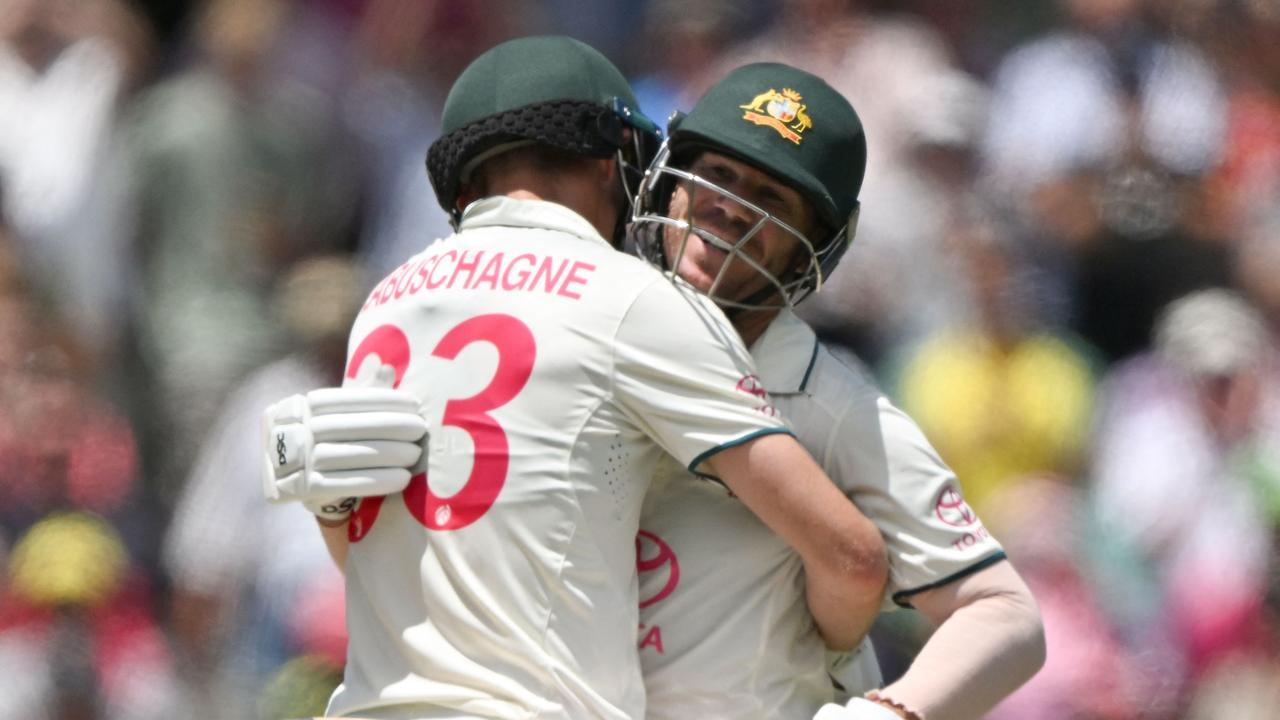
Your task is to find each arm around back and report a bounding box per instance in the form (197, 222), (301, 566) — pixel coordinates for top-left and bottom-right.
(880, 560), (1045, 719)
(704, 433), (888, 650)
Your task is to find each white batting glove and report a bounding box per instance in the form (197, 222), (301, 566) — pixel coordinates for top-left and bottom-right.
(813, 697), (905, 720)
(263, 387), (428, 522)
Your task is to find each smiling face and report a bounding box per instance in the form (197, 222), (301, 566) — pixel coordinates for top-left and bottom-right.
(661, 152), (817, 307)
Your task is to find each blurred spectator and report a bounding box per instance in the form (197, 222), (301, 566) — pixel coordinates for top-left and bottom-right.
(1236, 207), (1280, 338)
(1091, 289), (1280, 682)
(626, 0), (744, 127)
(0, 212), (178, 716)
(980, 0), (1233, 363)
(342, 0), (530, 278)
(1186, 0), (1280, 241)
(803, 66), (996, 363)
(888, 207), (1097, 518)
(125, 0), (358, 501)
(163, 255), (363, 719)
(0, 512), (182, 719)
(981, 0), (1226, 195)
(0, 0), (153, 365)
(713, 0), (957, 184)
(0, 228), (154, 565)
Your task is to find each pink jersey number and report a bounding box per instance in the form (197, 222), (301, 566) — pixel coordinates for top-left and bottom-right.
(346, 314), (537, 540)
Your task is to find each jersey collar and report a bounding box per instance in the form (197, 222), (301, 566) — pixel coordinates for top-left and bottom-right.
(749, 309), (820, 395)
(458, 196), (611, 247)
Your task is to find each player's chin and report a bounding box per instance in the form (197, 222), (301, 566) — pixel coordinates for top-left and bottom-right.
(674, 254), (726, 291)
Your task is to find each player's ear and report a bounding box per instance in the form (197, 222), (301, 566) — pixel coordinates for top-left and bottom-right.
(594, 154), (620, 185)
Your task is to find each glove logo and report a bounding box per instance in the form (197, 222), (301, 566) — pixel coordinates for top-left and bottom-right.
(276, 433), (287, 466)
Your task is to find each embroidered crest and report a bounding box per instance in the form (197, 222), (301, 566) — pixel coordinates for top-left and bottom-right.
(739, 88), (813, 144)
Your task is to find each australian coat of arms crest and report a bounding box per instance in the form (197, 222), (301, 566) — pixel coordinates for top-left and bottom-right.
(739, 88), (812, 144)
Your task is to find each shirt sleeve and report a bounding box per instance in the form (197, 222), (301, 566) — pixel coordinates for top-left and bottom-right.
(830, 393), (1005, 608)
(612, 278), (791, 473)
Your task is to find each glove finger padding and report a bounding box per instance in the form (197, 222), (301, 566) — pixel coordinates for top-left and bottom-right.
(310, 411), (427, 443)
(301, 467), (415, 496)
(307, 387), (422, 415)
(313, 440), (423, 472)
(270, 466), (415, 505)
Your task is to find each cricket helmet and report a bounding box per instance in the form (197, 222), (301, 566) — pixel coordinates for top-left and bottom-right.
(633, 62), (866, 309)
(426, 35), (661, 227)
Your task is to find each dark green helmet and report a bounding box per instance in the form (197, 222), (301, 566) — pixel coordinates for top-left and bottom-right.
(633, 62), (866, 308)
(426, 35), (661, 226)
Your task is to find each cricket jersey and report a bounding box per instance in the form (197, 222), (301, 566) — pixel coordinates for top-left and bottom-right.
(638, 309), (1006, 719)
(329, 197), (789, 719)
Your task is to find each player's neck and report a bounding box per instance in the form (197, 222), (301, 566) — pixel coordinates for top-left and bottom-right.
(733, 309), (780, 349)
(484, 161), (620, 240)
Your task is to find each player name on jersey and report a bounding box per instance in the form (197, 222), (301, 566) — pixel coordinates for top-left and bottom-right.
(363, 249), (597, 310)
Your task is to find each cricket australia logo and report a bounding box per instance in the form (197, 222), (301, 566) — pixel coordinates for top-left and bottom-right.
(739, 88), (813, 145)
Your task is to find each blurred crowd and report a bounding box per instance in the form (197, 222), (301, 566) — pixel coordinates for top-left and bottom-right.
(0, 0), (1278, 717)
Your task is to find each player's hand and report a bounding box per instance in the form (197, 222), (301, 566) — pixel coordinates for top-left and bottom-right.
(813, 697), (908, 720)
(262, 387), (427, 522)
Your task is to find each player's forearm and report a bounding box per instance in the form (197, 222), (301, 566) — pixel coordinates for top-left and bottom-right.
(882, 562), (1045, 719)
(804, 560), (884, 651)
(708, 435), (888, 649)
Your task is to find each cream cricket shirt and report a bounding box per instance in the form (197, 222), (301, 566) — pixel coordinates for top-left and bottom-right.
(638, 309), (1007, 719)
(330, 197), (788, 719)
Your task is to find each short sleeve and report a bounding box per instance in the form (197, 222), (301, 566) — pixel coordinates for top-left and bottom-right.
(613, 278), (791, 472)
(831, 396), (1005, 607)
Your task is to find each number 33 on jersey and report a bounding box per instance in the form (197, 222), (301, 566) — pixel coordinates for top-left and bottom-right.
(343, 314), (534, 537)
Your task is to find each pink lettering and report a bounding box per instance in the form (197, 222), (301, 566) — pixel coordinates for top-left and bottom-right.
(394, 258), (421, 298)
(638, 625), (664, 654)
(950, 526), (990, 551)
(502, 254), (537, 290)
(448, 250), (484, 289)
(380, 263), (409, 304)
(470, 252), (505, 290)
(530, 256), (569, 294)
(427, 250), (455, 289)
(556, 261), (596, 299)
(361, 282), (383, 311)
(408, 255), (434, 294)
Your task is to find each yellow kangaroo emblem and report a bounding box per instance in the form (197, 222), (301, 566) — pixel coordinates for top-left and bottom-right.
(739, 90), (778, 114)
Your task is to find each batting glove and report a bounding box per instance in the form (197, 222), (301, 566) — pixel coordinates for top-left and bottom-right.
(813, 697), (906, 720)
(263, 387), (428, 522)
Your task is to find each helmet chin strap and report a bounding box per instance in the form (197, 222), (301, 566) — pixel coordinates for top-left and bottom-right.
(611, 150), (635, 248)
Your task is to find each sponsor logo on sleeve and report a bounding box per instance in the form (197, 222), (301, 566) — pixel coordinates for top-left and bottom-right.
(734, 374), (779, 417)
(933, 486), (976, 527)
(934, 485), (991, 550)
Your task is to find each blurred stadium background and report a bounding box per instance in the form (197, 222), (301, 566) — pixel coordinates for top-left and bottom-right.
(1, 0), (1278, 717)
